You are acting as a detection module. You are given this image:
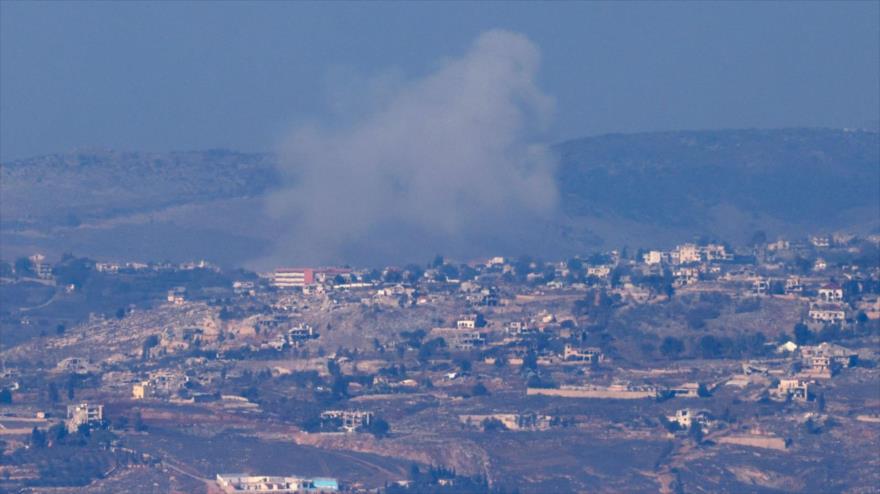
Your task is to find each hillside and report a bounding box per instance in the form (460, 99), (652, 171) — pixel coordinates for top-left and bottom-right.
(556, 128), (878, 227)
(1, 128), (877, 265)
(0, 149), (277, 230)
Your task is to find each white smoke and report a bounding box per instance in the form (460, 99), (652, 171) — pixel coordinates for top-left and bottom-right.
(266, 30), (560, 265)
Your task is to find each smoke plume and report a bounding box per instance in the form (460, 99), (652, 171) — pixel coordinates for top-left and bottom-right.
(266, 30), (560, 265)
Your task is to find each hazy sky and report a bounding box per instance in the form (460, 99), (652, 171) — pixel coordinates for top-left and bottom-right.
(1, 1), (878, 161)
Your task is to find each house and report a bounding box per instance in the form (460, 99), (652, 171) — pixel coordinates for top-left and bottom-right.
(803, 356), (835, 378)
(459, 413), (552, 431)
(320, 410), (374, 433)
(147, 369), (189, 396)
(288, 325), (317, 344)
(232, 280), (256, 296)
(617, 283), (651, 303)
(478, 287), (499, 307)
(132, 381), (152, 399)
(95, 262), (120, 273)
(810, 235), (831, 248)
(448, 331), (486, 350)
(752, 277), (770, 296)
(667, 409), (712, 431)
(167, 287), (186, 305)
(506, 321), (539, 336)
(767, 239), (790, 252)
(813, 258), (828, 272)
(28, 253), (53, 279)
(54, 357), (98, 375)
(773, 379), (810, 401)
(856, 296), (880, 320)
(669, 382), (705, 398)
(808, 303), (847, 325)
(456, 314), (484, 329)
(800, 343), (858, 368)
(784, 276), (803, 295)
(216, 474), (338, 493)
(66, 403), (103, 433)
(673, 267), (699, 286)
(702, 244), (731, 261)
(642, 250), (664, 265)
(818, 283), (844, 302)
(672, 244), (701, 265)
(586, 265), (611, 279)
(562, 344), (604, 364)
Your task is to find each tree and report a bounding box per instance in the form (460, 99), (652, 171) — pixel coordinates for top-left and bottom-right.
(0, 388), (11, 404)
(115, 307), (126, 319)
(14, 257), (34, 277)
(520, 349), (538, 372)
(689, 421), (703, 445)
(793, 323), (812, 345)
(439, 263), (459, 280)
(142, 334), (160, 360)
(112, 415), (129, 430)
(660, 337), (684, 358)
(367, 417), (390, 437)
(53, 256), (92, 287)
(48, 423), (67, 444)
(403, 264), (424, 282)
(66, 378), (75, 400)
(750, 230), (767, 246)
(30, 427), (47, 448)
(55, 324), (66, 335)
(48, 382), (60, 403)
(132, 410), (146, 431)
(482, 418), (507, 432)
(699, 335), (722, 359)
(471, 382), (489, 396)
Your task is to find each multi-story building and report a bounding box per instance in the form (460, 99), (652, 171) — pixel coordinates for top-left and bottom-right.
(28, 253), (53, 279)
(642, 250), (664, 265)
(66, 403), (103, 433)
(216, 474), (338, 493)
(563, 344), (604, 364)
(818, 283), (844, 302)
(272, 268), (314, 288)
(808, 303), (847, 325)
(320, 410), (374, 432)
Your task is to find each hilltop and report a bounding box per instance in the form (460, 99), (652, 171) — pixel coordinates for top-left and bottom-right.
(1, 128), (877, 265)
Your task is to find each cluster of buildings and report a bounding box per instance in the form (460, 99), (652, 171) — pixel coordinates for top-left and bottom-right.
(216, 474), (338, 493)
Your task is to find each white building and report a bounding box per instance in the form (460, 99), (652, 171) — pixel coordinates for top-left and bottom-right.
(673, 244), (701, 264)
(808, 303), (847, 324)
(216, 474), (338, 493)
(818, 283), (844, 302)
(28, 253), (53, 279)
(642, 250), (663, 265)
(667, 409), (712, 431)
(66, 403), (103, 433)
(586, 265), (612, 279)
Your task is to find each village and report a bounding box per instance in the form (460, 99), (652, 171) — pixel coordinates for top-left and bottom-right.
(1, 232), (879, 493)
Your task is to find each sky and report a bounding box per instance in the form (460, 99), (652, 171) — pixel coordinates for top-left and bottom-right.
(1, 1), (878, 162)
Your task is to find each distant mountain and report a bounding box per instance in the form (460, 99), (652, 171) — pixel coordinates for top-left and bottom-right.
(553, 128), (879, 245)
(1, 148), (277, 230)
(1, 128), (877, 265)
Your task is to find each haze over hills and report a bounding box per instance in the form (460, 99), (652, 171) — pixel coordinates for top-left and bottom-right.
(1, 127), (878, 267)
